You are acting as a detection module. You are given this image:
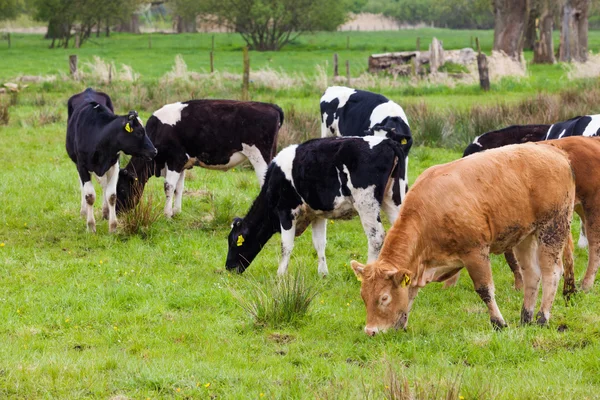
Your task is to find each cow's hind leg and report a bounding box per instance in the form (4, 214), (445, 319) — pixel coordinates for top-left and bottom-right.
(582, 213), (600, 291)
(504, 250), (524, 291)
(82, 180), (96, 233)
(536, 244), (564, 325)
(79, 180), (87, 217)
(576, 204), (588, 248)
(277, 220), (297, 276)
(513, 235), (540, 325)
(173, 170), (186, 215)
(311, 217), (328, 277)
(163, 168), (181, 218)
(462, 249), (506, 329)
(241, 144), (268, 187)
(355, 187), (386, 262)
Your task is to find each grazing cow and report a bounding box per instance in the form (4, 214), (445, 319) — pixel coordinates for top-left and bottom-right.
(351, 144), (575, 335)
(116, 100), (283, 217)
(225, 136), (406, 276)
(320, 86), (412, 211)
(66, 88), (157, 233)
(463, 115), (600, 157)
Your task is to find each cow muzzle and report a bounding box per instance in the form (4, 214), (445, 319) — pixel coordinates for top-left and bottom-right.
(364, 326), (379, 336)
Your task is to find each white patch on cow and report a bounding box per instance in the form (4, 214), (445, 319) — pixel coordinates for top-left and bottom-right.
(473, 135), (483, 147)
(582, 114), (600, 136)
(137, 116), (144, 126)
(277, 216), (298, 276)
(545, 124), (554, 140)
(273, 145), (298, 188)
(82, 180), (96, 233)
(241, 143), (268, 186)
(321, 112), (330, 137)
(368, 101), (409, 128)
(361, 135), (387, 149)
(173, 170), (186, 215)
(321, 86), (357, 109)
(153, 102), (188, 126)
(311, 218), (328, 276)
(558, 129), (567, 139)
(343, 165), (385, 262)
(578, 229), (589, 248)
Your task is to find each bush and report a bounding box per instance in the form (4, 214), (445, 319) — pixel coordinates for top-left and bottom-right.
(232, 271), (321, 327)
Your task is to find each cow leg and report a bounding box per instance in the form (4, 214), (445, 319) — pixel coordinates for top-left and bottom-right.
(311, 217), (328, 277)
(241, 144), (268, 186)
(462, 250), (506, 329)
(536, 245), (564, 325)
(277, 221), (297, 275)
(103, 161), (120, 233)
(382, 177), (400, 224)
(504, 250), (523, 291)
(163, 168), (181, 218)
(99, 173), (109, 220)
(513, 235), (540, 325)
(562, 234), (576, 299)
(173, 170), (186, 215)
(576, 204), (588, 248)
(582, 215), (600, 291)
(82, 180), (96, 233)
(355, 188), (386, 262)
(79, 180), (87, 217)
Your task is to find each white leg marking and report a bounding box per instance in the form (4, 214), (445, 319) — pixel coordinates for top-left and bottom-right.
(311, 218), (328, 276)
(173, 170), (186, 215)
(278, 222), (297, 276)
(102, 161), (120, 233)
(79, 179), (86, 217)
(352, 184), (385, 262)
(241, 144), (268, 187)
(164, 168), (181, 218)
(578, 227), (589, 248)
(321, 112), (330, 137)
(83, 181), (96, 233)
(381, 177), (400, 224)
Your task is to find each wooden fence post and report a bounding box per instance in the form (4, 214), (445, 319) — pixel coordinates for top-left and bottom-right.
(7, 32), (10, 48)
(108, 64), (112, 84)
(333, 53), (338, 78)
(345, 60), (350, 86)
(242, 46), (250, 100)
(69, 55), (78, 77)
(211, 34), (215, 52)
(210, 51), (214, 73)
(475, 37), (490, 91)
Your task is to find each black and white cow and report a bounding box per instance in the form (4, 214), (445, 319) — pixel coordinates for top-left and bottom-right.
(463, 115), (600, 157)
(320, 86), (412, 203)
(116, 99), (284, 217)
(463, 115), (600, 248)
(66, 88), (157, 233)
(225, 136), (406, 276)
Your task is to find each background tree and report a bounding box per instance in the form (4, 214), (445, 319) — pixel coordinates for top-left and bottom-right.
(533, 0), (557, 63)
(492, 0), (529, 61)
(170, 0), (207, 32)
(559, 0), (591, 61)
(0, 0), (19, 20)
(209, 0), (349, 51)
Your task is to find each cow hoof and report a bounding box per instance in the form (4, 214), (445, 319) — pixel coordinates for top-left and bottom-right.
(102, 209), (109, 220)
(581, 279), (594, 293)
(536, 312), (548, 326)
(109, 222), (117, 233)
(491, 319), (507, 331)
(520, 307), (533, 325)
(87, 223), (96, 234)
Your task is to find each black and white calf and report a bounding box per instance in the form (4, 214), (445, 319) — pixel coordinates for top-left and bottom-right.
(66, 88), (157, 233)
(463, 115), (600, 248)
(116, 99), (284, 217)
(225, 136), (406, 276)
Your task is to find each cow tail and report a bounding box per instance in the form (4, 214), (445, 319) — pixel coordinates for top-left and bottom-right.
(386, 140), (407, 205)
(271, 103), (284, 127)
(270, 104), (284, 159)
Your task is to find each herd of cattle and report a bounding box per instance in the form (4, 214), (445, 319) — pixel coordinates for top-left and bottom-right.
(66, 86), (600, 336)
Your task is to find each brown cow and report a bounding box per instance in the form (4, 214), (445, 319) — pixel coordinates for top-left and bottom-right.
(351, 144), (576, 335)
(499, 137), (600, 293)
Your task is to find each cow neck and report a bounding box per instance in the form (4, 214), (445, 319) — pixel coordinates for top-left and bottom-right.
(125, 156), (153, 186)
(377, 211), (423, 275)
(243, 186), (279, 242)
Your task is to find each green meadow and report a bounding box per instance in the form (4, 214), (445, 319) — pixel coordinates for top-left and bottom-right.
(1, 30), (600, 398)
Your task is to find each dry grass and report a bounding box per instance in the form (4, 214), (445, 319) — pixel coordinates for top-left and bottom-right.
(79, 56), (140, 83)
(119, 188), (161, 236)
(278, 105), (321, 150)
(565, 53), (600, 80)
(0, 101), (8, 125)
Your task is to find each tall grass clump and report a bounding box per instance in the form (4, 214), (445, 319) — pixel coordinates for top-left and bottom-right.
(406, 102), (447, 147)
(278, 105), (320, 150)
(232, 271), (321, 327)
(119, 189), (161, 236)
(0, 100), (9, 125)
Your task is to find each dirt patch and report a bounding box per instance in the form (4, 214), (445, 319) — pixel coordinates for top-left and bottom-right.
(268, 333), (295, 344)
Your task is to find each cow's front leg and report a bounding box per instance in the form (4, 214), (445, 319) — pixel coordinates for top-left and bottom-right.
(103, 161), (120, 233)
(82, 180), (96, 233)
(173, 170), (186, 215)
(164, 168), (181, 218)
(241, 144), (268, 187)
(311, 218), (328, 276)
(278, 221), (297, 276)
(79, 180), (87, 217)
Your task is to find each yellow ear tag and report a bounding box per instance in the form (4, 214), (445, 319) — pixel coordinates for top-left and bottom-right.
(237, 235), (245, 247)
(401, 275), (411, 287)
(125, 122), (133, 133)
(401, 138), (407, 145)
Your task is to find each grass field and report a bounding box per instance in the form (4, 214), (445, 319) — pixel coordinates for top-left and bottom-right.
(2, 29), (600, 398)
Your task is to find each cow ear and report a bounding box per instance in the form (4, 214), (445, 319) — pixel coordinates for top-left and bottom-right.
(231, 217), (243, 228)
(351, 260), (365, 282)
(385, 268), (412, 287)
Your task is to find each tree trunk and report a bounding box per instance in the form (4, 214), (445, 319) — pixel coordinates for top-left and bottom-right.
(533, 9), (555, 63)
(492, 0), (529, 62)
(117, 14), (141, 34)
(523, 9), (538, 51)
(96, 21), (101, 38)
(559, 0), (590, 62)
(105, 17), (110, 37)
(175, 15), (197, 33)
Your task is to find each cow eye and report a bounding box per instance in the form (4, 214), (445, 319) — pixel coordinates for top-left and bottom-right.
(381, 294), (389, 303)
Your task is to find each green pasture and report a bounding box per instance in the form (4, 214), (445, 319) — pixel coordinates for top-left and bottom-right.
(1, 30), (600, 398)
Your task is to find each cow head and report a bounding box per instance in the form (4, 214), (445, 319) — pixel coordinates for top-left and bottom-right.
(351, 260), (419, 336)
(117, 111), (157, 161)
(225, 217), (263, 273)
(369, 119), (413, 155)
(116, 168), (140, 214)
